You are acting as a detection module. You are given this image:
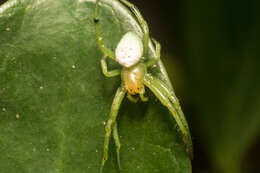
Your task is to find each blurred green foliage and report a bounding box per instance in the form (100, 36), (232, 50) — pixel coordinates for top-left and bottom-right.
(132, 0), (259, 173)
(182, 1), (259, 173)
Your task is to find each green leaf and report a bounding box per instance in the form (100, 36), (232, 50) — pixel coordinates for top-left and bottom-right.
(0, 0), (191, 173)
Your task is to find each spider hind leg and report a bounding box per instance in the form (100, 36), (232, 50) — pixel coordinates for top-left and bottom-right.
(119, 0), (150, 56)
(101, 55), (120, 77)
(94, 0), (116, 59)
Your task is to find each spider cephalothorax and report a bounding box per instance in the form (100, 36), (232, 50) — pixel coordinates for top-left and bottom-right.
(121, 62), (146, 95)
(94, 0), (193, 172)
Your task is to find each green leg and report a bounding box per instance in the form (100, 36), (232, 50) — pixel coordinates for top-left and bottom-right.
(146, 38), (161, 68)
(144, 74), (189, 131)
(94, 0), (116, 59)
(113, 122), (122, 172)
(143, 74), (193, 157)
(100, 86), (126, 173)
(127, 93), (139, 103)
(139, 87), (148, 102)
(119, 0), (150, 56)
(101, 55), (121, 77)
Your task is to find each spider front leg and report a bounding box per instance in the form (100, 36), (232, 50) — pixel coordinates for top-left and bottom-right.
(143, 74), (193, 157)
(144, 74), (189, 133)
(127, 94), (139, 103)
(119, 0), (149, 56)
(100, 86), (126, 173)
(112, 122), (122, 171)
(94, 0), (116, 59)
(101, 55), (121, 77)
(139, 87), (148, 102)
(146, 38), (161, 68)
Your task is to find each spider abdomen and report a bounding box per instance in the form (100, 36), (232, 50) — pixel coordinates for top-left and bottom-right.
(121, 63), (146, 95)
(115, 32), (143, 68)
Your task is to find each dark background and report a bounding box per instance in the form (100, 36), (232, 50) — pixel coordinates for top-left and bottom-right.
(1, 0), (259, 173)
(128, 1), (259, 173)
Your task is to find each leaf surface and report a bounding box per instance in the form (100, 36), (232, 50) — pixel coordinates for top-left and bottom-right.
(0, 0), (191, 172)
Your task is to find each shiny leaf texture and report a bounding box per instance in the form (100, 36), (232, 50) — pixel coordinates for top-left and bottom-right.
(0, 0), (191, 173)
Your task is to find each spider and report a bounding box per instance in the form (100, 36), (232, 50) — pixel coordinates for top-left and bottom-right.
(94, 0), (192, 172)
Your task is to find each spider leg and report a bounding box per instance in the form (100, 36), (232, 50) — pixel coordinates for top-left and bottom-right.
(139, 87), (149, 102)
(127, 93), (139, 103)
(101, 55), (121, 77)
(143, 74), (193, 157)
(144, 74), (189, 130)
(100, 86), (126, 173)
(146, 38), (161, 68)
(119, 0), (150, 56)
(112, 122), (122, 172)
(94, 0), (116, 59)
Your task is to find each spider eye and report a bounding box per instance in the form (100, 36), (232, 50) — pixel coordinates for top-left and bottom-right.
(115, 32), (143, 68)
